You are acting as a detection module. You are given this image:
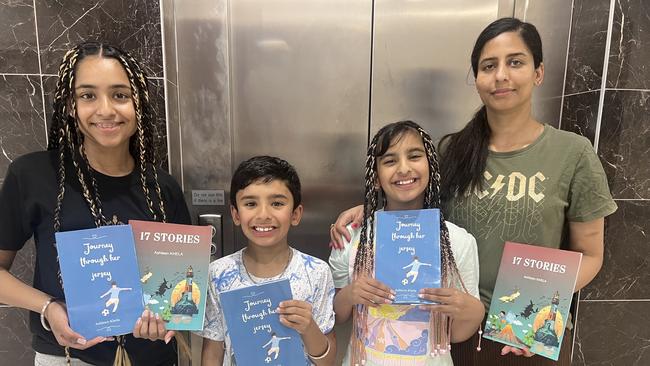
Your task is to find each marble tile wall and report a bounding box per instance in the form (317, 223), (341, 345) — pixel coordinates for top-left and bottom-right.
(561, 0), (650, 364)
(0, 1), (166, 365)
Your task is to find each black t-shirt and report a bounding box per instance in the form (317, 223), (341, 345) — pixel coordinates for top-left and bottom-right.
(0, 150), (192, 366)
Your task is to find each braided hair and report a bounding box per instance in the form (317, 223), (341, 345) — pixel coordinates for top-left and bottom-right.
(46, 41), (170, 366)
(351, 120), (470, 363)
(48, 41), (167, 233)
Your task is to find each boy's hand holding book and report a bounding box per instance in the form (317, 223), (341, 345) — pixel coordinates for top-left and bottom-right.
(277, 299), (333, 363)
(277, 300), (316, 334)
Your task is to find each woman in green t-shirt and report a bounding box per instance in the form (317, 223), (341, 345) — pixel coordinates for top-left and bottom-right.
(329, 17), (616, 366)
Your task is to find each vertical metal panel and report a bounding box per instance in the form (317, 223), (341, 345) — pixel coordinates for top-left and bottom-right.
(370, 0), (499, 139)
(498, 0), (517, 17)
(515, 0), (573, 127)
(172, 0), (234, 251)
(230, 0), (372, 260)
(164, 1), (232, 364)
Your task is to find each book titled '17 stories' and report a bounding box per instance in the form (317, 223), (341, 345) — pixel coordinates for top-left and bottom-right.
(129, 220), (212, 331)
(375, 209), (441, 304)
(484, 242), (582, 361)
(55, 225), (144, 339)
(220, 279), (309, 365)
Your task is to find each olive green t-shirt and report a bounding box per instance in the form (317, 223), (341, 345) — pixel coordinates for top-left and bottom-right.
(445, 124), (617, 308)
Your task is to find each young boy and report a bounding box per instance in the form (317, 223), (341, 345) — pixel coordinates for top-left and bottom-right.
(199, 156), (336, 365)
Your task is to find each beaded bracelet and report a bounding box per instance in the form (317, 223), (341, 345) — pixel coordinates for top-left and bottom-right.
(308, 337), (331, 360)
(40, 298), (56, 331)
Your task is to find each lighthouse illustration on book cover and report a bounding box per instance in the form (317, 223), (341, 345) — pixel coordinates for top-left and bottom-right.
(129, 220), (212, 331)
(483, 242), (582, 361)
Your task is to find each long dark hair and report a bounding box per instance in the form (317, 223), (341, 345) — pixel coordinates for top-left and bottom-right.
(48, 41), (167, 231)
(46, 41), (171, 366)
(439, 17), (543, 202)
(351, 120), (468, 364)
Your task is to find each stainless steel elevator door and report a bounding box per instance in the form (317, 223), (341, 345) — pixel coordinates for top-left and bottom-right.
(229, 0), (373, 259)
(370, 0), (500, 140)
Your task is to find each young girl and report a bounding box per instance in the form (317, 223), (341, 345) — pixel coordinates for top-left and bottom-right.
(331, 18), (617, 366)
(0, 42), (191, 365)
(329, 121), (484, 366)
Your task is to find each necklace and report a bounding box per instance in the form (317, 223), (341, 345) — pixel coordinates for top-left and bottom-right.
(242, 247), (293, 284)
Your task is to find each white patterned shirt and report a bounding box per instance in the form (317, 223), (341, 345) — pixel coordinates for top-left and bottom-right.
(198, 247), (336, 365)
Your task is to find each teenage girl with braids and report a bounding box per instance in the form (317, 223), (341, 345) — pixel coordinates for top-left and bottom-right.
(0, 42), (191, 365)
(331, 18), (616, 365)
(329, 120), (484, 366)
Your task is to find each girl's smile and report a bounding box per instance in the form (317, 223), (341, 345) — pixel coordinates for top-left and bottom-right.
(377, 130), (430, 211)
(74, 56), (137, 155)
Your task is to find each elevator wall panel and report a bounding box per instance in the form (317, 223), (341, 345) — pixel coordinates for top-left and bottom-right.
(370, 0), (500, 139)
(230, 0), (372, 259)
(516, 0), (573, 127)
(173, 0), (234, 254)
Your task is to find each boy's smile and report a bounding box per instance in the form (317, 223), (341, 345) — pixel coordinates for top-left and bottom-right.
(231, 179), (303, 248)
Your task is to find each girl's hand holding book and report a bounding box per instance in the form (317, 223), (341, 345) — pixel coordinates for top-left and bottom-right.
(133, 309), (175, 344)
(46, 300), (109, 349)
(348, 276), (395, 307)
(417, 288), (483, 322)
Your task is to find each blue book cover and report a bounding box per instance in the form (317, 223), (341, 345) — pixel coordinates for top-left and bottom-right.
(55, 225), (144, 339)
(375, 209), (441, 304)
(220, 279), (309, 365)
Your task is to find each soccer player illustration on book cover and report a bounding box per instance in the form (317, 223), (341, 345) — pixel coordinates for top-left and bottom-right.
(262, 331), (292, 362)
(100, 281), (132, 313)
(402, 255), (432, 284)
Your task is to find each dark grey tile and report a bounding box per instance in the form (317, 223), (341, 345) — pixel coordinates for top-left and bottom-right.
(565, 0), (611, 94)
(149, 78), (169, 171)
(607, 0), (650, 89)
(42, 75), (57, 132)
(36, 0), (163, 77)
(581, 201), (650, 300)
(598, 90), (650, 199)
(560, 91), (599, 144)
(0, 306), (34, 366)
(573, 301), (650, 365)
(0, 0), (39, 73)
(0, 75), (47, 182)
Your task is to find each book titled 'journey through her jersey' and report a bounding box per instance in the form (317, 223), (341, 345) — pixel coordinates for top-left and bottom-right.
(55, 225), (143, 339)
(220, 279), (309, 365)
(375, 209), (441, 304)
(129, 220), (212, 331)
(484, 242), (582, 361)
